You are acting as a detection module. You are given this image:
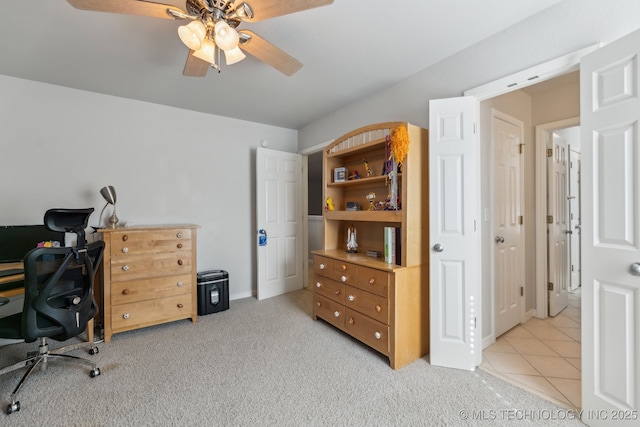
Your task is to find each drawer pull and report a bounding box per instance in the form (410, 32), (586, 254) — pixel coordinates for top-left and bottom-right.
(369, 278), (375, 285)
(316, 301), (321, 307)
(348, 295), (355, 302)
(177, 303), (184, 309)
(375, 305), (382, 312)
(319, 263), (325, 270)
(374, 332), (381, 340)
(315, 282), (321, 288)
(121, 247), (129, 253)
(334, 289), (340, 295)
(122, 265), (130, 271)
(122, 235), (128, 242)
(177, 243), (183, 249)
(177, 281), (184, 287)
(177, 232), (183, 238)
(349, 317), (354, 325)
(177, 259), (183, 266)
(334, 311), (340, 318)
(122, 289), (130, 295)
(122, 313), (130, 319)
(341, 275), (347, 282)
(341, 264), (347, 271)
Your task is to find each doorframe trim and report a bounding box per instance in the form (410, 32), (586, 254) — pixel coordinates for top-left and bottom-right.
(534, 117), (580, 318)
(463, 46), (596, 350)
(299, 140), (333, 289)
(465, 44), (600, 101)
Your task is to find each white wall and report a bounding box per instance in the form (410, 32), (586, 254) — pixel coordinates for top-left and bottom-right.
(298, 0), (640, 149)
(0, 75), (298, 301)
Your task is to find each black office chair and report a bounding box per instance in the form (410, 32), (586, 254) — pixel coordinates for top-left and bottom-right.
(0, 208), (104, 415)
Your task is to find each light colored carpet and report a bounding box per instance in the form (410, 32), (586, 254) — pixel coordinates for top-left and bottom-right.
(0, 289), (585, 426)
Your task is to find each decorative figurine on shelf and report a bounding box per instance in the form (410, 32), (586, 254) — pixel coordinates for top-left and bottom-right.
(346, 224), (358, 253)
(388, 159), (398, 211)
(366, 192), (376, 211)
(349, 170), (360, 180)
(363, 159), (372, 177)
(325, 197), (335, 212)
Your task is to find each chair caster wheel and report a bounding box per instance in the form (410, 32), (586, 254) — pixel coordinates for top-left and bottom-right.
(89, 347), (99, 355)
(90, 368), (101, 378)
(7, 401), (20, 414)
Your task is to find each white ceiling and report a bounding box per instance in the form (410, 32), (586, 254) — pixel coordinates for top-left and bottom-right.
(0, 0), (563, 130)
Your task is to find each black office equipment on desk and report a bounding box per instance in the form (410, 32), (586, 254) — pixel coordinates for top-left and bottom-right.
(0, 225), (65, 263)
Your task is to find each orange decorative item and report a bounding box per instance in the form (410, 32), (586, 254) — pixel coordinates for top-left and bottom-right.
(390, 125), (409, 164)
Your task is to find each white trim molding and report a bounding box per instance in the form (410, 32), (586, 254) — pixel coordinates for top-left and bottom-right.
(465, 44), (601, 101)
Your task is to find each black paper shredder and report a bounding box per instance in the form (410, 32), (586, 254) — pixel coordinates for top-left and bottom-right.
(197, 270), (229, 315)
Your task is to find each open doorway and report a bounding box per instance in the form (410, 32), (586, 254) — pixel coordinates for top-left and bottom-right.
(301, 143), (328, 289)
(479, 71), (583, 409)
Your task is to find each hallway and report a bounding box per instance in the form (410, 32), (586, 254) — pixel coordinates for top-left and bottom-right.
(480, 289), (582, 409)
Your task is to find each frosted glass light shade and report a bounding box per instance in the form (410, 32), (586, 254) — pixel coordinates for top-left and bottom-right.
(214, 20), (239, 51)
(224, 46), (246, 65)
(178, 20), (206, 50)
(193, 38), (216, 65)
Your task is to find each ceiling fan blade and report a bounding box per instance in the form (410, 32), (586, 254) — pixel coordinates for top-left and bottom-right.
(183, 51), (210, 77)
(239, 30), (302, 76)
(242, 0), (333, 22)
(67, 0), (186, 19)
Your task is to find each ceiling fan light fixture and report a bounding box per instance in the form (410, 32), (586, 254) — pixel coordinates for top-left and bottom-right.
(224, 46), (246, 65)
(214, 20), (239, 51)
(178, 20), (206, 50)
(193, 37), (216, 65)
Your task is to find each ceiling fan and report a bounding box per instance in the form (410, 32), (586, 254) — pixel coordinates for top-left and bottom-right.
(67, 0), (334, 77)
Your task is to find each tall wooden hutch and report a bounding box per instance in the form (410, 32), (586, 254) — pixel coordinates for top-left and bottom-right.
(311, 122), (429, 369)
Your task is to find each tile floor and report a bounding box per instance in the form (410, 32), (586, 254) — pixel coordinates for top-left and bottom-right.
(480, 288), (582, 410)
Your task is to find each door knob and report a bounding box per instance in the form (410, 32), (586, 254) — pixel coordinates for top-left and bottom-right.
(630, 263), (640, 276)
(433, 243), (444, 253)
(495, 236), (504, 243)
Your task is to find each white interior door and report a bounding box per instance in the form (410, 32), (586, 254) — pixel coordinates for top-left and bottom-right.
(429, 96), (481, 371)
(256, 147), (303, 301)
(492, 110), (524, 337)
(581, 28), (640, 424)
(569, 148), (582, 291)
(548, 133), (570, 316)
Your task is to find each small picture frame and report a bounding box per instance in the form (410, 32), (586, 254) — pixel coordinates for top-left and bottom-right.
(334, 167), (347, 182)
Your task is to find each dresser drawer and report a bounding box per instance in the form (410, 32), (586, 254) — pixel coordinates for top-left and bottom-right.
(111, 294), (193, 332)
(312, 275), (345, 304)
(314, 294), (345, 329)
(110, 274), (192, 305)
(313, 256), (333, 278)
(331, 270), (358, 287)
(109, 229), (192, 257)
(333, 260), (358, 276)
(110, 252), (192, 282)
(344, 285), (389, 324)
(357, 266), (390, 297)
(345, 308), (389, 355)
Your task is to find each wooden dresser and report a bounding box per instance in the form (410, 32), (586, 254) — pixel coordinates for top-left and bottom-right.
(99, 225), (199, 342)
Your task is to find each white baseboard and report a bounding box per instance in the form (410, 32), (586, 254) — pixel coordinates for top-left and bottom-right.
(230, 291), (254, 301)
(482, 334), (495, 350)
(523, 308), (536, 323)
